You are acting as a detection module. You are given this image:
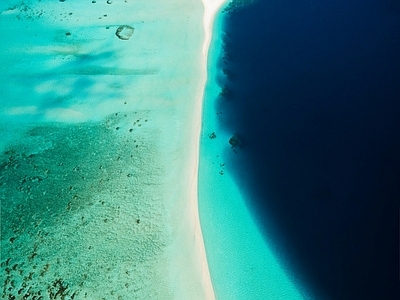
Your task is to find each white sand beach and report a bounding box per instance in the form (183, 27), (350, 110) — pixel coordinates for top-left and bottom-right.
(0, 0), (226, 298)
(184, 0), (228, 299)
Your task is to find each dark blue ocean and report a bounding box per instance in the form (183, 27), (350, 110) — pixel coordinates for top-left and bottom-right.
(219, 0), (400, 298)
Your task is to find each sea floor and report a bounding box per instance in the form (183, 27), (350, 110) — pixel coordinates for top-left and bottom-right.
(1, 0), (211, 299)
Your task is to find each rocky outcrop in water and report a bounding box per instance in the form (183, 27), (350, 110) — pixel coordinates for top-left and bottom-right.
(229, 134), (243, 148)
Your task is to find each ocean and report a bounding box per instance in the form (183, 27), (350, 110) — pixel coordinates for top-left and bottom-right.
(205, 0), (400, 298)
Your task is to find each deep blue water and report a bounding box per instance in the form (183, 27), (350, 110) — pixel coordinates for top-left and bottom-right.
(219, 0), (400, 298)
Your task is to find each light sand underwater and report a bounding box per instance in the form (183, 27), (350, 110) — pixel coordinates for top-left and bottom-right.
(0, 0), (226, 298)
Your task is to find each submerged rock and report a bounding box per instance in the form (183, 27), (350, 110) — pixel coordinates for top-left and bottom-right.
(229, 134), (243, 148)
(115, 25), (135, 40)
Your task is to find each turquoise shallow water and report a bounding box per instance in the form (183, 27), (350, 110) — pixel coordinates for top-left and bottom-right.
(198, 4), (310, 299)
(1, 0), (212, 298)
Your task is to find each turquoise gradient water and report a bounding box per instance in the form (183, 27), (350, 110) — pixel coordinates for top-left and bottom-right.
(199, 5), (311, 299)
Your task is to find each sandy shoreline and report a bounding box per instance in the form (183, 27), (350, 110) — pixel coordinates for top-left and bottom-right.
(188, 0), (228, 299)
(168, 0), (227, 298)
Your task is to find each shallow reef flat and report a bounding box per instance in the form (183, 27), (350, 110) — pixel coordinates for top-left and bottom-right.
(1, 113), (172, 299)
(1, 0), (213, 299)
